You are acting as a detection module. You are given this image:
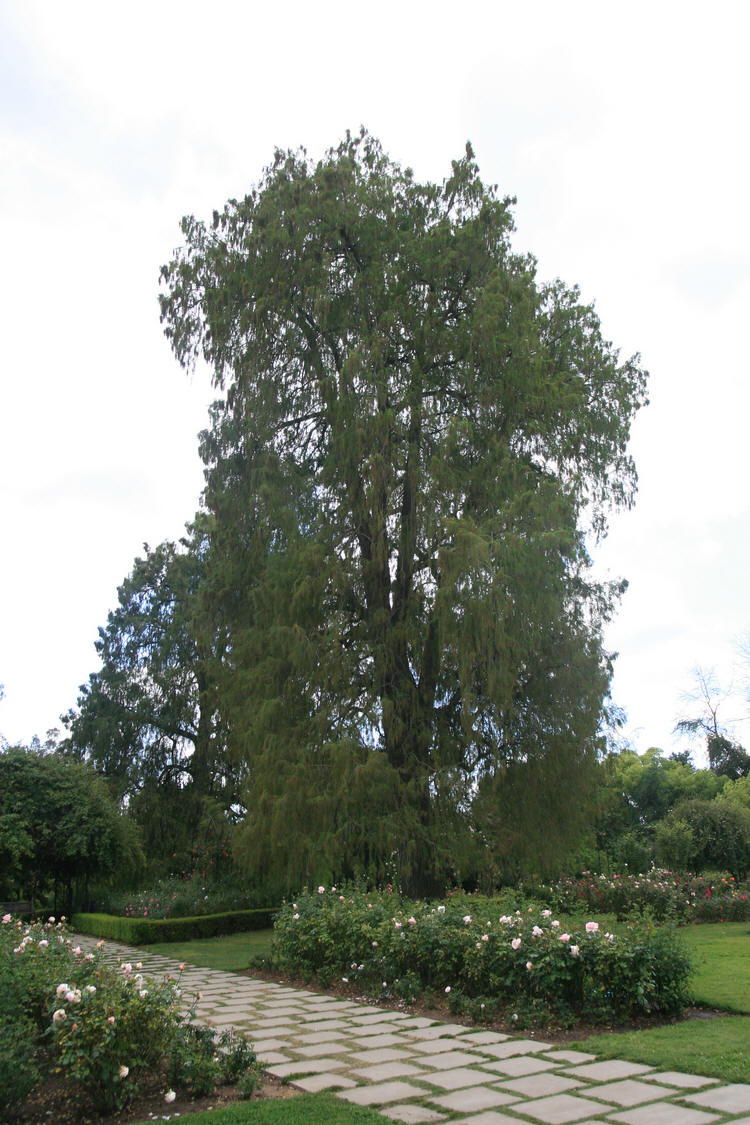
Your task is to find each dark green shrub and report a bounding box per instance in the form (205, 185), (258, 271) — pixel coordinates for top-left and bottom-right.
(71, 907), (277, 944)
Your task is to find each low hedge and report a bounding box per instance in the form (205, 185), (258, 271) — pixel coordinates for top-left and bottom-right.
(71, 907), (277, 945)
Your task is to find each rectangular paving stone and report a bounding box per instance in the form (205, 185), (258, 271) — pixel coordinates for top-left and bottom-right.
(352, 1012), (409, 1024)
(425, 1067), (496, 1091)
(483, 1056), (558, 1077)
(419, 1051), (486, 1070)
(293, 1072), (358, 1092)
(641, 1072), (719, 1089)
(412, 1037), (480, 1054)
(608, 1107), (720, 1125)
(348, 1022), (407, 1035)
(348, 1048), (412, 1065)
(585, 1079), (675, 1106)
(253, 1038), (291, 1051)
(430, 1087), (521, 1112)
(461, 1031), (511, 1044)
(267, 1057), (349, 1077)
(481, 1039), (552, 1058)
(496, 1074), (583, 1098)
(564, 1061), (654, 1082)
(379, 1106), (447, 1123)
(408, 1023), (471, 1039)
(255, 1051), (290, 1064)
(350, 1033), (409, 1048)
(395, 1017), (438, 1029)
(685, 1084), (750, 1113)
(351, 1062), (429, 1082)
(296, 1029), (349, 1044)
(542, 1051), (597, 1064)
(293, 1040), (353, 1057)
(339, 1081), (427, 1106)
(304, 1018), (352, 1031)
(516, 1092), (616, 1122)
(450, 1113), (529, 1125)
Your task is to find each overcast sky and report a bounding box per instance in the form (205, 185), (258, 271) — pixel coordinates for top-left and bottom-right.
(1, 0), (748, 761)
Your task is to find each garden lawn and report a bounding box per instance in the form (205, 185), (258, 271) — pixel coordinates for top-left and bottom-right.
(679, 921), (750, 1012)
(572, 1014), (750, 1084)
(133, 1092), (384, 1124)
(146, 930), (274, 971)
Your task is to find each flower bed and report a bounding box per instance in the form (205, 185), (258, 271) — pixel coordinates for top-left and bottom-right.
(271, 887), (692, 1025)
(539, 870), (750, 922)
(0, 913), (258, 1117)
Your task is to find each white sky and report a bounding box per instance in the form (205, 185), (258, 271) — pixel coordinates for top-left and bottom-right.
(1, 0), (748, 759)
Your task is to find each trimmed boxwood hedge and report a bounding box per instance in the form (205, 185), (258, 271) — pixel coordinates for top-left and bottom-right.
(71, 907), (277, 944)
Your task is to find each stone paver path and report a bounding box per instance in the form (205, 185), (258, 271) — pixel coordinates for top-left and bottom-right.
(76, 934), (750, 1124)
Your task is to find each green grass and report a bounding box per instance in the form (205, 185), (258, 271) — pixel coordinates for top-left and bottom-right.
(570, 920), (750, 1083)
(133, 1092), (384, 1124)
(679, 921), (750, 1012)
(572, 1013), (750, 1084)
(145, 929), (274, 971)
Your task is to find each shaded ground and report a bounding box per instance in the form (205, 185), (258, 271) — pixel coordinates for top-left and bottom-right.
(13, 1071), (296, 1125)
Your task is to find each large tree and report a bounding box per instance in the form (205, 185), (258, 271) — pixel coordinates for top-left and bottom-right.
(159, 131), (648, 893)
(0, 746), (139, 912)
(63, 527), (240, 869)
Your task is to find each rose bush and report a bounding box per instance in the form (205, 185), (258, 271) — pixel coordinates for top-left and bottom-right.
(0, 915), (258, 1116)
(271, 887), (692, 1024)
(538, 869), (750, 922)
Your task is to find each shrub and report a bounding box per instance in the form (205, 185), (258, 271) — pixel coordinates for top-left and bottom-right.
(0, 914), (259, 1115)
(271, 886), (692, 1023)
(539, 869), (750, 923)
(71, 907), (277, 944)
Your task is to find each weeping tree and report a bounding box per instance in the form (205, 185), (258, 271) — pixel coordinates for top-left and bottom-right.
(159, 131), (648, 894)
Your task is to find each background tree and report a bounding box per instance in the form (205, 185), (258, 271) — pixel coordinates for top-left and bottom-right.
(63, 525), (240, 874)
(0, 746), (139, 912)
(675, 667), (750, 780)
(159, 131), (648, 893)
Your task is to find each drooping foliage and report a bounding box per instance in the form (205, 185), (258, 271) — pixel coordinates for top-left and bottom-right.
(158, 131), (648, 893)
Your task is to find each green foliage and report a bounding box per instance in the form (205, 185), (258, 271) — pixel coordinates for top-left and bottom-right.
(0, 746), (139, 909)
(72, 907), (277, 944)
(591, 746), (733, 874)
(0, 916), (258, 1115)
(98, 868), (273, 919)
(671, 799), (750, 878)
(541, 869), (750, 922)
(62, 528), (243, 878)
(159, 131), (648, 895)
(270, 886), (691, 1022)
(166, 1023), (257, 1098)
(653, 817), (695, 869)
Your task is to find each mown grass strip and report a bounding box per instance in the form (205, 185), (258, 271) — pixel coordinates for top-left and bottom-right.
(133, 1091), (385, 1124)
(146, 929), (274, 971)
(572, 1013), (750, 1084)
(679, 921), (750, 1012)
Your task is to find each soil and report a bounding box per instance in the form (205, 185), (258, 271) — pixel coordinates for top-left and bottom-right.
(12, 1072), (296, 1125)
(243, 964), (723, 1044)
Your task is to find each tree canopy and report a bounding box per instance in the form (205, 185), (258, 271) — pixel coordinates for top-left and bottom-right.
(156, 132), (648, 893)
(0, 746), (138, 910)
(63, 528), (241, 872)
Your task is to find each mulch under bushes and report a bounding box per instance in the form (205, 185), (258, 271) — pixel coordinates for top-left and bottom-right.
(243, 962), (711, 1045)
(11, 1070), (296, 1125)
